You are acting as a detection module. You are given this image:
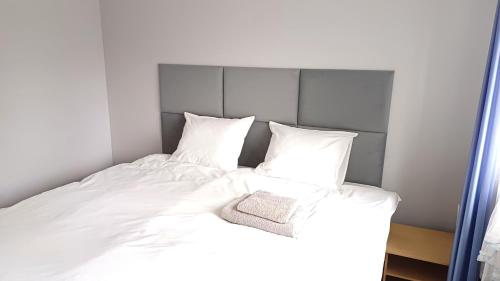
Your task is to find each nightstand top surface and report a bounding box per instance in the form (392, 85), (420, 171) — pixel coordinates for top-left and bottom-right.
(386, 223), (454, 266)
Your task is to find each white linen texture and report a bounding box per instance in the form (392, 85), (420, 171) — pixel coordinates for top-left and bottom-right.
(169, 112), (254, 170)
(0, 154), (399, 281)
(256, 121), (357, 189)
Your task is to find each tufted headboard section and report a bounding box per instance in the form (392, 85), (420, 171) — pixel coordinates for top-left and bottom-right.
(159, 64), (394, 186)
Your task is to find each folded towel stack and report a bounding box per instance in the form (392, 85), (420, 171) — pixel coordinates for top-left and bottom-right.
(237, 191), (299, 223)
(220, 191), (318, 238)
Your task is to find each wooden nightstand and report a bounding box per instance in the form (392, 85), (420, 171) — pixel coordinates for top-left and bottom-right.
(382, 223), (454, 281)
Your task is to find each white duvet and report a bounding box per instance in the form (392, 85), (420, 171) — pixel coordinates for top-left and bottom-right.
(0, 154), (399, 281)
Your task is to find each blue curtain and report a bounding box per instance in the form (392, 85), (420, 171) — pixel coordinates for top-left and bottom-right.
(448, 2), (500, 280)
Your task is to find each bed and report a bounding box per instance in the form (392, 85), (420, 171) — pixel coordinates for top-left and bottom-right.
(0, 65), (397, 280)
(0, 154), (399, 281)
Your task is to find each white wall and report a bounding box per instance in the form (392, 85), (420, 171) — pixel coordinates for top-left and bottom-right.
(0, 0), (112, 207)
(100, 0), (497, 231)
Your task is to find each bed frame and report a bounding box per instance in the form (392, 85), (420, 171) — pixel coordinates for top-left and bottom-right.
(159, 64), (394, 186)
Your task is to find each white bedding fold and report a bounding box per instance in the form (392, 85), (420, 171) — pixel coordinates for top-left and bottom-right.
(0, 154), (399, 281)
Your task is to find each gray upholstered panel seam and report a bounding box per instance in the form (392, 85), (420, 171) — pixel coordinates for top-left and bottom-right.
(161, 112), (185, 154)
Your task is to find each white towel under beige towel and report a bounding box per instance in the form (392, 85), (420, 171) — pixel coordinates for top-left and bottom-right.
(236, 191), (298, 223)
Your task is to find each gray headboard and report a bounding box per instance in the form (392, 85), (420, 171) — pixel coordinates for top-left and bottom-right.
(159, 64), (394, 186)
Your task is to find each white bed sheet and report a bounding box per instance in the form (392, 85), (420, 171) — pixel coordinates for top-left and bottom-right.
(0, 154), (399, 281)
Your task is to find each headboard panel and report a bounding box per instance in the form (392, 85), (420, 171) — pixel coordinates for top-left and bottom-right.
(159, 64), (394, 186)
(223, 67), (300, 124)
(299, 69), (393, 132)
(159, 65), (223, 116)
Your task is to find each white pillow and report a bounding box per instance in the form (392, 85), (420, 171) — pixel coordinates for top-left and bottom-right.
(169, 112), (254, 170)
(255, 122), (357, 189)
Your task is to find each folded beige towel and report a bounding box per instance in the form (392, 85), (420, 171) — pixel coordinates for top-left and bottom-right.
(221, 194), (307, 238)
(236, 191), (298, 223)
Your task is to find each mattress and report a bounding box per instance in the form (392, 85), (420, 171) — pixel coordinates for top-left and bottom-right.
(0, 154), (400, 281)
